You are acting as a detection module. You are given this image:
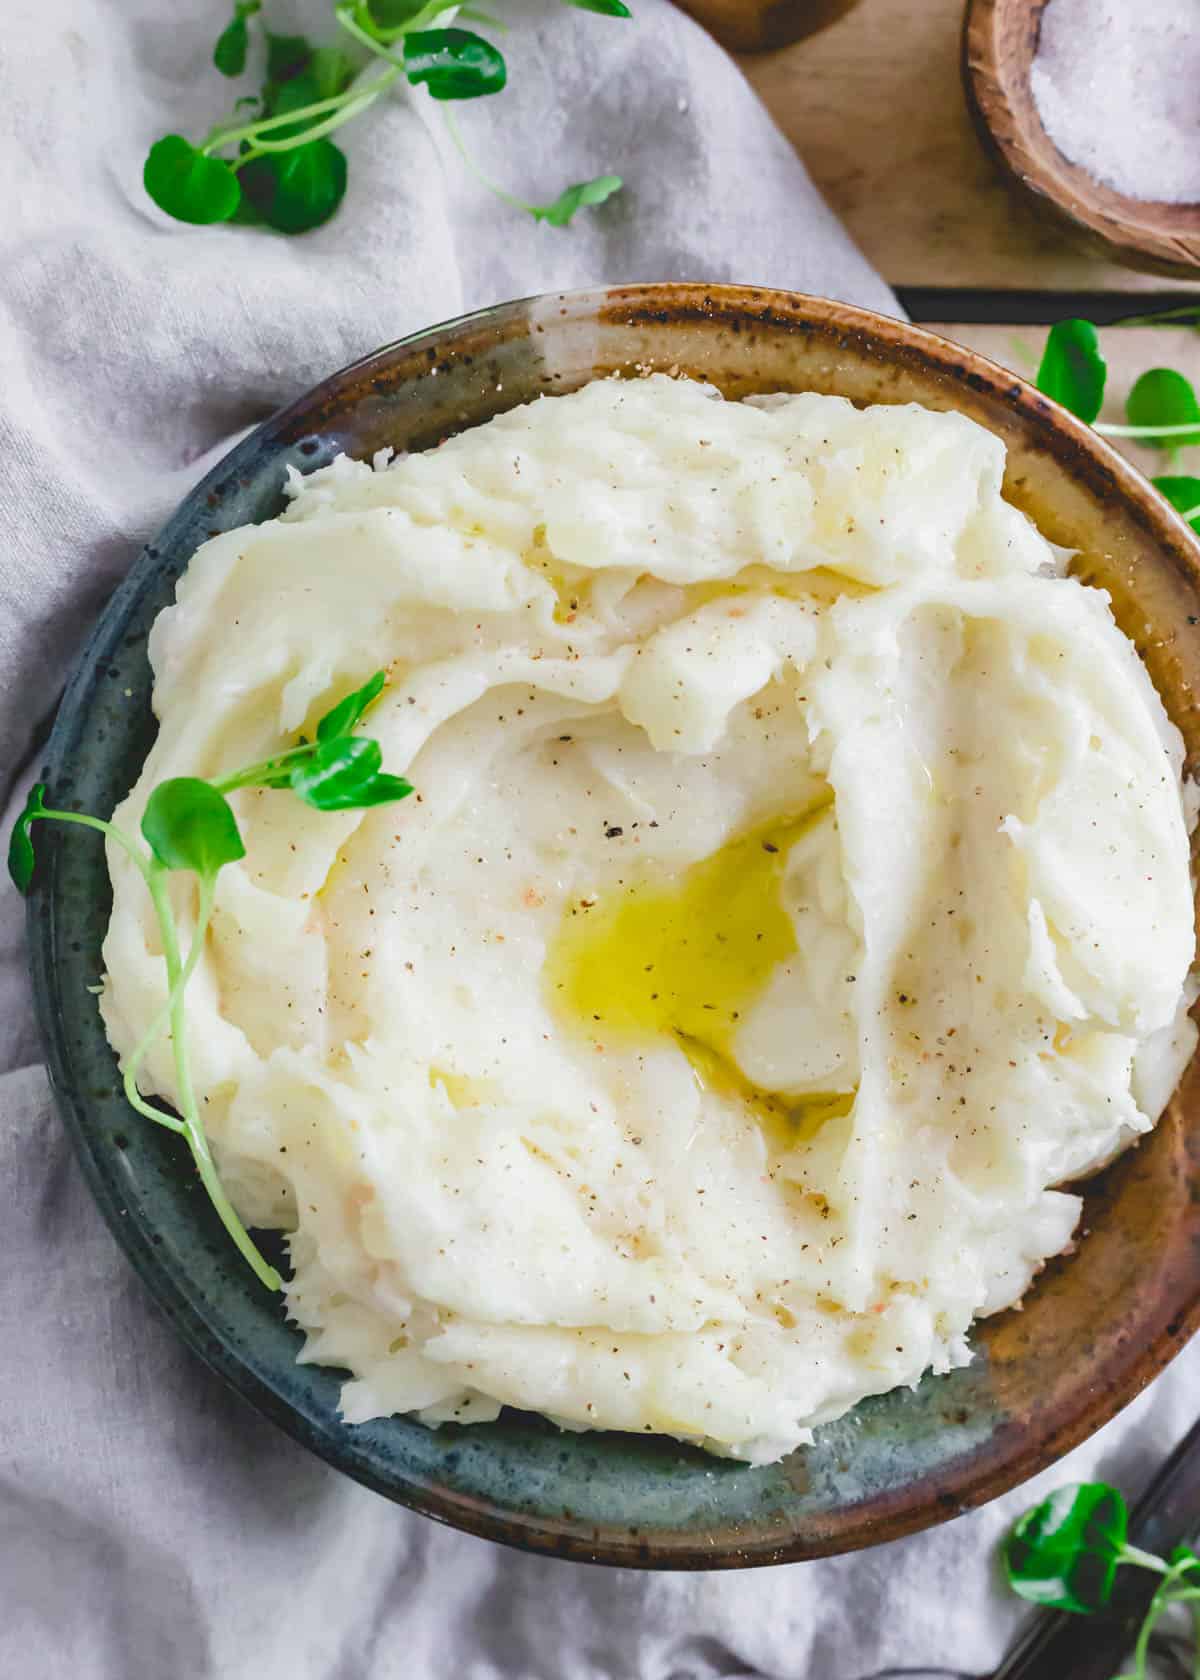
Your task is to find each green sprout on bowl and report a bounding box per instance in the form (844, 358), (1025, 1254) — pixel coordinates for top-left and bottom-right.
(9, 670), (411, 1290)
(143, 0), (628, 235)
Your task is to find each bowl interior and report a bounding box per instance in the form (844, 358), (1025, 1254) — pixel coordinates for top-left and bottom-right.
(963, 0), (1200, 277)
(30, 283), (1200, 1567)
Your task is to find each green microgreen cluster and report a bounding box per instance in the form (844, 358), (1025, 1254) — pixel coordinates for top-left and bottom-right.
(1004, 1482), (1200, 1679)
(8, 671), (411, 1290)
(143, 0), (629, 234)
(1037, 315), (1200, 531)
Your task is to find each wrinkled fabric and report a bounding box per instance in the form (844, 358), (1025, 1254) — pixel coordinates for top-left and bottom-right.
(1, 2), (1194, 1676)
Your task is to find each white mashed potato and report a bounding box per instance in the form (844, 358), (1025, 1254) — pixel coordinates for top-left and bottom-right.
(101, 375), (1197, 1464)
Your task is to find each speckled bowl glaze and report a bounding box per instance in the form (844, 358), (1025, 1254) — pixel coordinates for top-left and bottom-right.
(28, 285), (1200, 1568)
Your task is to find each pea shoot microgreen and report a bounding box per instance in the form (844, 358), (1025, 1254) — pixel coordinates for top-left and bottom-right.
(9, 671), (412, 1290)
(1035, 318), (1107, 424)
(1004, 1482), (1200, 1680)
(441, 107), (622, 224)
(143, 0), (629, 235)
(213, 0), (262, 76)
(401, 25), (508, 98)
(1036, 317), (1200, 529)
(1110, 304), (1200, 330)
(1126, 367), (1200, 449)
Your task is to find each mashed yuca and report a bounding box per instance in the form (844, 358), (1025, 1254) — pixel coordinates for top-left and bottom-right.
(100, 375), (1197, 1464)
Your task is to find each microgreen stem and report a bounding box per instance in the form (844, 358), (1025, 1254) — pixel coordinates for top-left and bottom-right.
(360, 0), (462, 38)
(413, 0), (467, 27)
(335, 5), (408, 67)
(457, 8), (508, 30)
(144, 864), (281, 1290)
(234, 80), (393, 163)
(1122, 1545), (1196, 1680)
(1121, 1544), (1172, 1574)
(202, 90), (366, 153)
(1130, 1576), (1170, 1676)
(35, 808), (153, 884)
(28, 809), (186, 1136)
(124, 873), (216, 1096)
(1111, 305), (1200, 329)
(213, 743), (313, 793)
(441, 106), (532, 213)
(122, 1081), (185, 1133)
(1096, 422), (1200, 439)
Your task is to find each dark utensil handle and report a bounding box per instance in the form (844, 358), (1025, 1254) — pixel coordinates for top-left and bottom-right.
(994, 1415), (1200, 1680)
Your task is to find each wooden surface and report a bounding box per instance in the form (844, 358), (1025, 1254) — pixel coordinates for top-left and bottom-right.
(739, 0), (1200, 293)
(730, 0), (1200, 484)
(676, 0), (864, 52)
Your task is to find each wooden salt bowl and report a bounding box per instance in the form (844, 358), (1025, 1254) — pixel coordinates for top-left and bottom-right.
(963, 0), (1200, 279)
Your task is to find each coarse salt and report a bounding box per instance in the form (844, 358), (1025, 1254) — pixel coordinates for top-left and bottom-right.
(1030, 0), (1200, 204)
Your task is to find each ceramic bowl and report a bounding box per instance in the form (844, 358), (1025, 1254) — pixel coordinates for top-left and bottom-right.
(28, 283), (1200, 1567)
(963, 0), (1200, 278)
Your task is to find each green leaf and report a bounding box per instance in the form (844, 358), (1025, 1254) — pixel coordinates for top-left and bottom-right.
(532, 173), (623, 227)
(260, 32), (315, 130)
(143, 136), (242, 226)
(239, 139), (348, 233)
(1152, 475), (1200, 530)
(214, 1), (261, 76)
(349, 772), (413, 807)
(404, 28), (507, 100)
(8, 782), (47, 894)
(365, 0), (430, 26)
(562, 0), (632, 14)
(264, 31), (312, 88)
(288, 737), (413, 810)
(261, 50), (356, 141)
(214, 15), (250, 77)
(1127, 368), (1200, 448)
(265, 75), (329, 139)
(316, 671), (387, 742)
(1036, 320), (1107, 424)
(289, 736), (381, 809)
(308, 46), (357, 100)
(272, 75), (325, 123)
(1004, 1483), (1128, 1614)
(141, 779), (246, 879)
(229, 182), (266, 226)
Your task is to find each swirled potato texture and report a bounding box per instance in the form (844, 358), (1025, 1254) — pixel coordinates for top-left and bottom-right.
(101, 376), (1196, 1463)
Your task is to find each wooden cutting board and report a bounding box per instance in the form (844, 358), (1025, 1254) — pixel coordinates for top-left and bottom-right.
(730, 0), (1200, 293)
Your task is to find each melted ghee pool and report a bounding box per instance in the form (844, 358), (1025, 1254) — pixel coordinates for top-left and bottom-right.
(546, 802), (852, 1146)
(527, 524), (591, 624)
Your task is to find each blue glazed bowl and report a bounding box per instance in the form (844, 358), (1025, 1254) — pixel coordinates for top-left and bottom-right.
(27, 285), (1200, 1566)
